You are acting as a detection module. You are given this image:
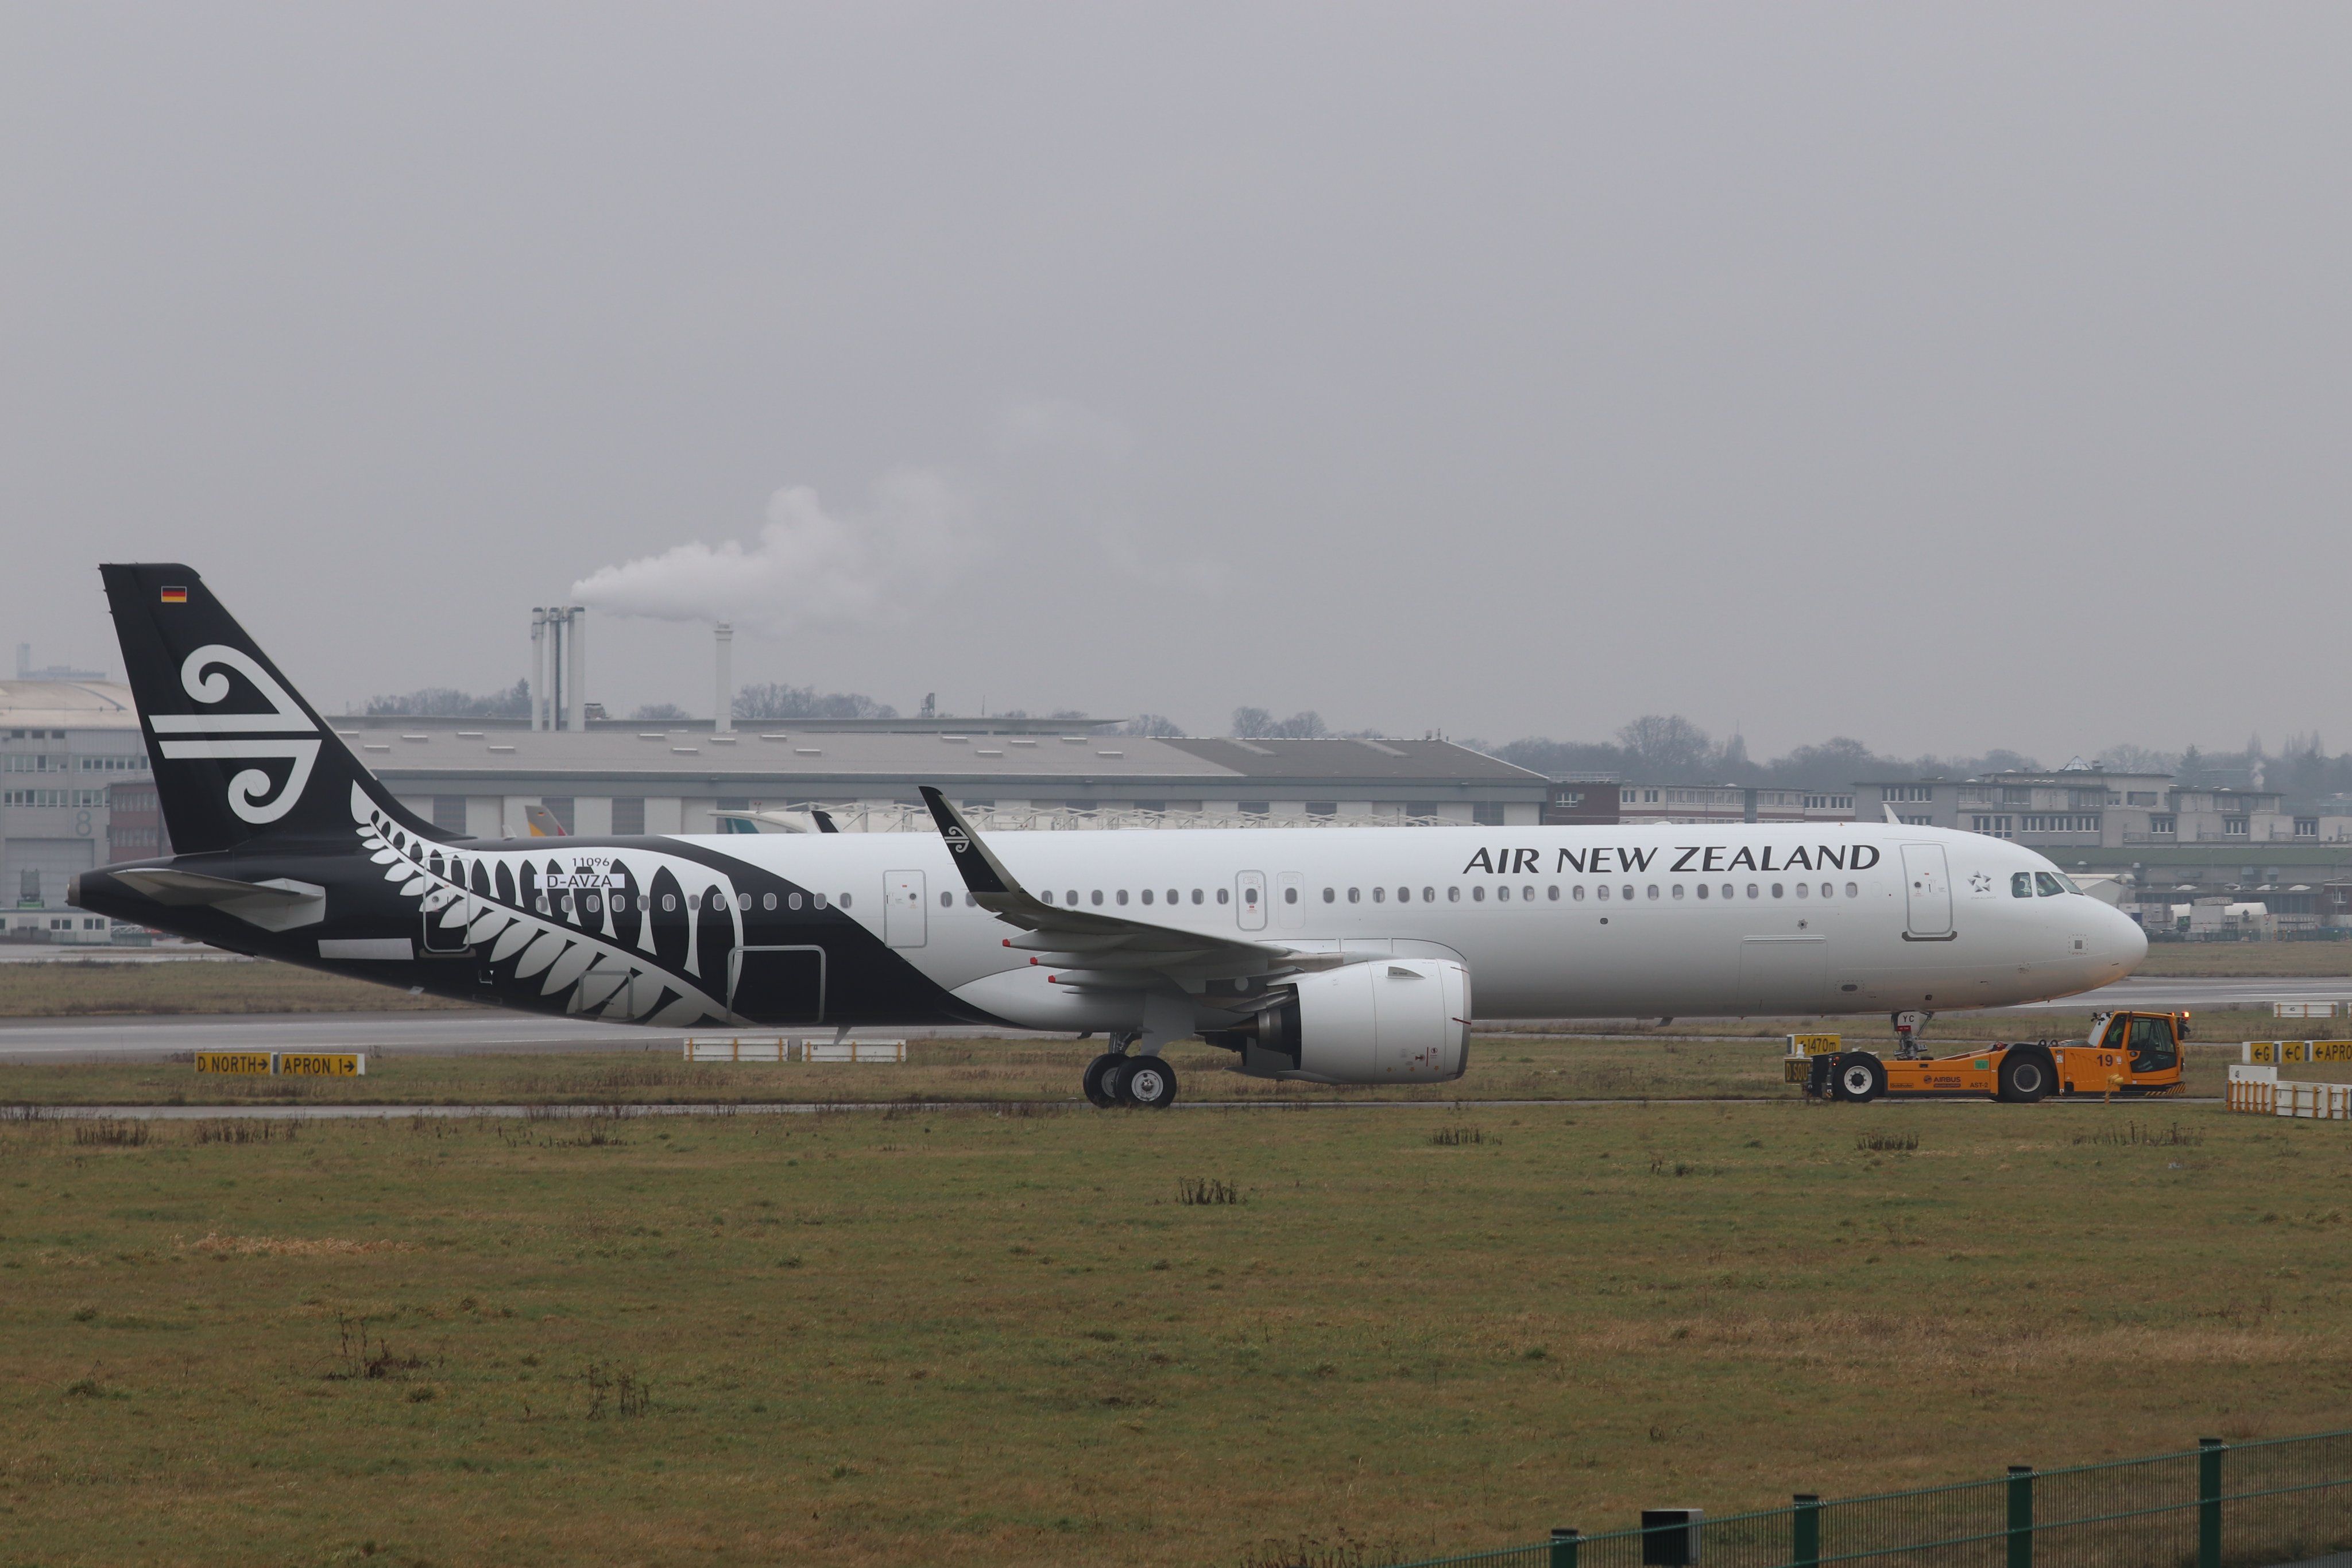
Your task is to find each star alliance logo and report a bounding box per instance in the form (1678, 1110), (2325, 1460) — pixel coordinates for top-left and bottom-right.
(1968, 872), (1994, 893)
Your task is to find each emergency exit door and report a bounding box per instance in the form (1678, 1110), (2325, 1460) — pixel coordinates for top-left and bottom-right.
(1901, 843), (1953, 939)
(1236, 871), (1267, 931)
(885, 870), (927, 947)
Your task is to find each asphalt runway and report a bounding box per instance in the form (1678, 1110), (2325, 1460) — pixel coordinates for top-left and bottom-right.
(1, 974), (2343, 1064)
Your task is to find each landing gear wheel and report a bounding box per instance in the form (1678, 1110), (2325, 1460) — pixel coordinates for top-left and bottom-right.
(1832, 1052), (1887, 1104)
(1121, 1055), (1178, 1110)
(1997, 1051), (2053, 1104)
(1082, 1052), (1128, 1109)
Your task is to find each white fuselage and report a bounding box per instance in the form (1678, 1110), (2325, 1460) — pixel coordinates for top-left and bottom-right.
(658, 820), (2146, 1032)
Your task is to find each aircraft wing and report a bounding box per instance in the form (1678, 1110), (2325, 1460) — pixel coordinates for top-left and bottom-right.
(916, 785), (1339, 986)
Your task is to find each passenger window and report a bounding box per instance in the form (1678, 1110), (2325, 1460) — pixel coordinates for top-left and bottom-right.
(1723, 884), (1735, 900)
(1065, 890), (1078, 905)
(2035, 872), (2066, 897)
(1646, 885), (1658, 900)
(1525, 885), (1536, 902)
(1447, 886), (1460, 902)
(763, 893), (776, 911)
(1548, 885), (1561, 901)
(1398, 888), (1411, 903)
(1192, 889), (1204, 904)
(1596, 884), (1610, 901)
(1794, 882), (1808, 899)
(1695, 883), (1708, 900)
(1372, 886), (1386, 903)
(1844, 882), (1858, 897)
(813, 893), (828, 909)
(1747, 884), (1759, 899)
(1622, 885), (1633, 901)
(939, 891), (952, 908)
(1672, 884), (1685, 900)
(1092, 891), (1104, 906)
(1573, 885), (1586, 901)
(1323, 888), (1336, 903)
(1820, 883), (1832, 899)
(1472, 886), (1486, 901)
(1217, 888), (1230, 905)
(1422, 887), (1435, 902)
(1141, 889), (1154, 905)
(838, 893), (852, 909)
(687, 894), (700, 912)
(1771, 883), (1784, 899)
(968, 892), (978, 907)
(1117, 891), (1129, 905)
(1497, 886), (1510, 902)
(2012, 873), (2034, 898)
(788, 892), (803, 911)
(1348, 888), (1361, 904)
(1244, 888), (1258, 905)
(1282, 887), (1298, 904)
(1168, 890), (1178, 905)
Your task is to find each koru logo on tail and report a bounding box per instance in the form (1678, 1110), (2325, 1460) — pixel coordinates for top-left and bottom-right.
(148, 645), (322, 824)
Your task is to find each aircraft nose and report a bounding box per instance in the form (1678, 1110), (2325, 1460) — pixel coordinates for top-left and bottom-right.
(2100, 901), (2149, 973)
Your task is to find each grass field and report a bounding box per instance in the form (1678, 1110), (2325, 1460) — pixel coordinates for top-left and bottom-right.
(2, 1096), (2347, 1567)
(2136, 941), (2352, 977)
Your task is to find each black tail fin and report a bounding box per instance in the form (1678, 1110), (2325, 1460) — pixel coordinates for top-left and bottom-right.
(99, 564), (436, 856)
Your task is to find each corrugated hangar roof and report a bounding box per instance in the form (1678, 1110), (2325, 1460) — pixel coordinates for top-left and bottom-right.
(1159, 737), (1541, 784)
(0, 680), (140, 727)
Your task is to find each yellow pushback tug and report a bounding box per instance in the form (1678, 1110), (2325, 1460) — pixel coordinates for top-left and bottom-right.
(1801, 1011), (2189, 1104)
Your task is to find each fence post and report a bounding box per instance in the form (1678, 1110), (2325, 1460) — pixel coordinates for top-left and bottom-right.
(1792, 1495), (1821, 1568)
(2199, 1438), (2225, 1568)
(2007, 1466), (2034, 1568)
(1549, 1527), (1579, 1568)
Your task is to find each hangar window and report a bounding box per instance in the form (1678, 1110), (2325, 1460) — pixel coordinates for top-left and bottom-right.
(764, 893), (776, 911)
(2012, 873), (2034, 897)
(1845, 882), (1858, 897)
(1672, 884), (1685, 900)
(1348, 888), (1361, 903)
(1573, 885), (1586, 901)
(1471, 886), (1485, 901)
(1323, 887), (1336, 903)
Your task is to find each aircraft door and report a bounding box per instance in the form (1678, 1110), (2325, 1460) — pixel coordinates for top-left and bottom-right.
(1236, 871), (1267, 931)
(420, 886), (474, 953)
(1901, 843), (1953, 938)
(1276, 871), (1305, 931)
(884, 870), (927, 948)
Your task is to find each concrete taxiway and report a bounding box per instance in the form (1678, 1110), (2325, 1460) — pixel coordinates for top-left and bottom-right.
(1, 973), (2343, 1064)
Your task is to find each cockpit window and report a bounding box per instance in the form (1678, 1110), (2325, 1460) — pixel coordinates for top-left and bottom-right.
(2034, 872), (2067, 897)
(2011, 873), (2034, 898)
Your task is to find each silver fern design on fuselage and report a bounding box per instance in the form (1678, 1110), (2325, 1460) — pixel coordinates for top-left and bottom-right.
(351, 784), (746, 1026)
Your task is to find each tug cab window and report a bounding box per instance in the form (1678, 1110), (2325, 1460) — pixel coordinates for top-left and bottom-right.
(2125, 1014), (2177, 1073)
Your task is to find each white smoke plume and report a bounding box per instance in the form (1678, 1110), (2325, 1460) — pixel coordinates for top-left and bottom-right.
(571, 471), (963, 628)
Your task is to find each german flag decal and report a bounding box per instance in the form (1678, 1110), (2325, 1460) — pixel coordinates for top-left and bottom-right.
(160, 586), (187, 603)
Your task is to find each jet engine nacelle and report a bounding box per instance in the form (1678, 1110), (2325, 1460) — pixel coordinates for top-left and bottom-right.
(1210, 958), (1472, 1084)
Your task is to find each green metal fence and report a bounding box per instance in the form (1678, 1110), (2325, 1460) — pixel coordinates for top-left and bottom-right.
(1382, 1430), (2352, 1568)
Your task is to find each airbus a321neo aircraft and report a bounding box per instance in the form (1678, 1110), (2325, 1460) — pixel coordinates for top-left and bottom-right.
(71, 566), (2148, 1109)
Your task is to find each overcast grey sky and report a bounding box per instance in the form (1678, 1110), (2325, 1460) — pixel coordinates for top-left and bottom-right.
(5, 4), (2347, 758)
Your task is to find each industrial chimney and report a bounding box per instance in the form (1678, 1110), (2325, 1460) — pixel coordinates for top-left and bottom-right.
(714, 622), (733, 734)
(564, 606), (587, 733)
(529, 609), (548, 731)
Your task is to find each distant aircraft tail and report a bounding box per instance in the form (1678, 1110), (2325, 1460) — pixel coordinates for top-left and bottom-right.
(99, 564), (438, 857)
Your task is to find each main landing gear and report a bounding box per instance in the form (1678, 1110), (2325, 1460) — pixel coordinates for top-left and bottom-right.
(1082, 1033), (1179, 1110)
